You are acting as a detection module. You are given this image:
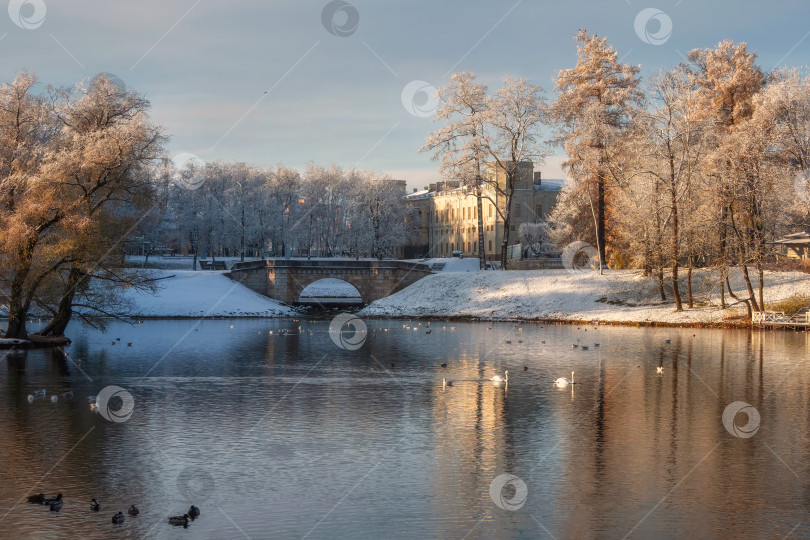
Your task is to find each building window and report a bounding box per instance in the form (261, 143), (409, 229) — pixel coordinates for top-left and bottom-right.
(514, 204), (521, 218)
(488, 240), (492, 251)
(489, 205), (493, 217)
(536, 203), (543, 218)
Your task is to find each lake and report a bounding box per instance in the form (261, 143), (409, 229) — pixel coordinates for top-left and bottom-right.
(1, 318), (809, 539)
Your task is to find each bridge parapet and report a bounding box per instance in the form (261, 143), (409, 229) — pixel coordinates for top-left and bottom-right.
(226, 259), (432, 305)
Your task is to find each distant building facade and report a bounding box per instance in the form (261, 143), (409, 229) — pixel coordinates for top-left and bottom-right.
(404, 161), (561, 260)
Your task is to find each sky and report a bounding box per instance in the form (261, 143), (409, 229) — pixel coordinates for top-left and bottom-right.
(3, 0), (810, 191)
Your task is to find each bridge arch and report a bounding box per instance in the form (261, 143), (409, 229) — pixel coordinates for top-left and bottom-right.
(296, 277), (364, 305)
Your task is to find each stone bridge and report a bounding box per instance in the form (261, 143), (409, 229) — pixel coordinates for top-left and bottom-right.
(226, 259), (433, 305)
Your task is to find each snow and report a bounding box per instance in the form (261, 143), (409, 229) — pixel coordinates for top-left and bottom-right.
(406, 257), (489, 272)
(359, 268), (810, 325)
(0, 338), (29, 346)
(300, 278), (361, 298)
(120, 270), (295, 317)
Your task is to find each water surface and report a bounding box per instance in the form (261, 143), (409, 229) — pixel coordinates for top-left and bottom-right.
(1, 319), (809, 539)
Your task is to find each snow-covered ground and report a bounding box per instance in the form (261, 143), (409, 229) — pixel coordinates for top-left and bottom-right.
(300, 278), (361, 298)
(406, 257), (491, 272)
(119, 270), (294, 317)
(359, 268), (810, 325)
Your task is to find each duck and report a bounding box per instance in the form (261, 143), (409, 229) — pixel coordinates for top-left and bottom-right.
(523, 366), (528, 371)
(188, 505), (200, 518)
(657, 367), (664, 374)
(491, 371), (509, 383)
(169, 514), (190, 526)
(50, 395), (58, 403)
(112, 511), (125, 524)
(43, 493), (62, 506)
(440, 363), (447, 368)
(62, 391), (74, 399)
(50, 498), (63, 512)
(442, 378), (453, 387)
(90, 498), (100, 511)
(128, 505), (139, 516)
(34, 389), (46, 398)
(27, 395), (35, 403)
(554, 371), (576, 387)
(27, 493), (45, 504)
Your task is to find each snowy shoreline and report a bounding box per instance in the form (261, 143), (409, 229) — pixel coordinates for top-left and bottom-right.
(3, 266), (808, 329)
(358, 268), (810, 328)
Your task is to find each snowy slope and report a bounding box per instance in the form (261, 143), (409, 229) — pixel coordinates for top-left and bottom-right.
(359, 268), (810, 324)
(121, 271), (294, 317)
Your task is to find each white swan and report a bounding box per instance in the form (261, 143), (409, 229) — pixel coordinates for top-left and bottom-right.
(491, 370), (509, 383)
(554, 371), (575, 387)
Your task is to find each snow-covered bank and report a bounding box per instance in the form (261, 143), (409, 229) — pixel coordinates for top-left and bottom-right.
(359, 269), (810, 326)
(119, 271), (294, 318)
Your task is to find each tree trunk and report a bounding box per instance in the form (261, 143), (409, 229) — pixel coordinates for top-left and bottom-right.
(669, 162), (682, 311)
(38, 266), (85, 337)
(657, 249), (666, 301)
(596, 171), (607, 267)
(686, 233), (694, 309)
(739, 261), (760, 313)
(725, 272), (752, 318)
(5, 294), (28, 339)
(5, 237), (39, 339)
(476, 186), (486, 270)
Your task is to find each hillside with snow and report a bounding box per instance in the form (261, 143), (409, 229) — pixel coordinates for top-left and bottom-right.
(116, 271), (294, 318)
(359, 268), (810, 325)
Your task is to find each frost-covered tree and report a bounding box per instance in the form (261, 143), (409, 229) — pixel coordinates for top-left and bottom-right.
(482, 77), (548, 269)
(687, 40), (767, 312)
(637, 67), (707, 310)
(0, 73), (164, 338)
(552, 30), (643, 268)
(421, 72), (490, 269)
(350, 172), (413, 259)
